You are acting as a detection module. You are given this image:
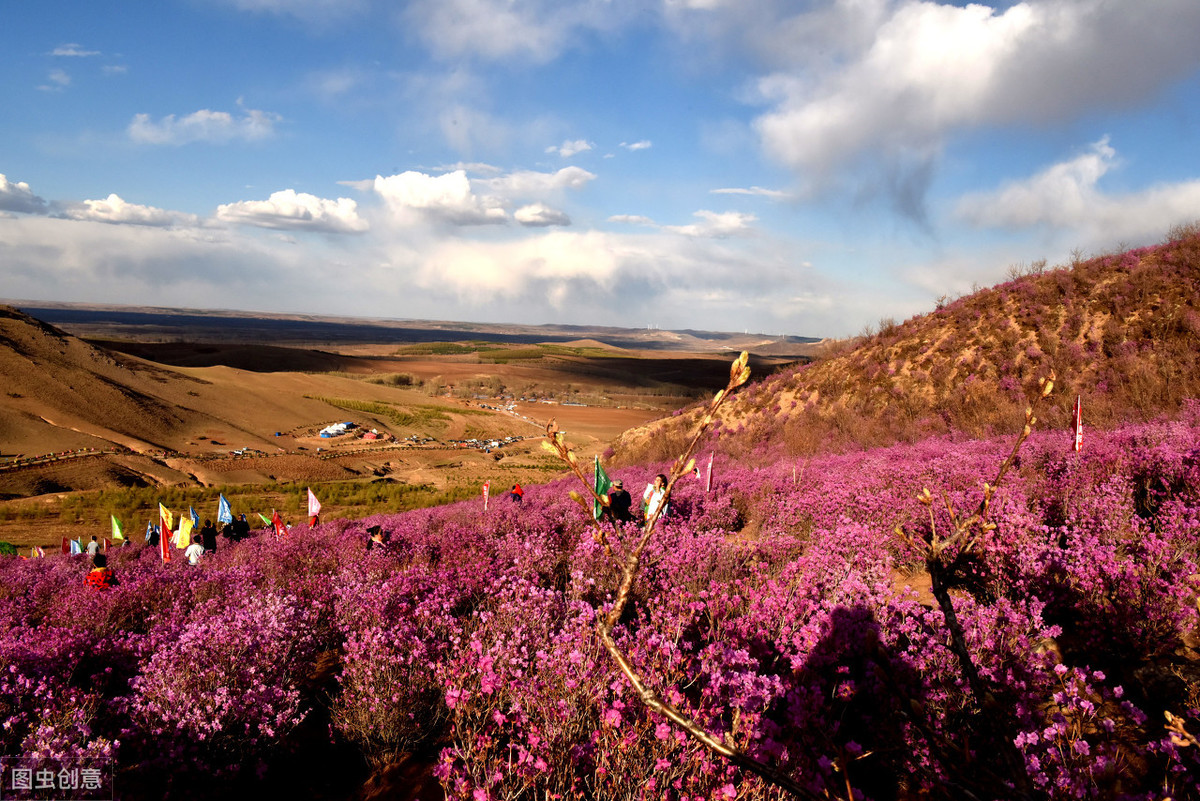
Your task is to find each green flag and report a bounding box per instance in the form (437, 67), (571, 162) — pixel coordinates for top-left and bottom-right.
(258, 512), (272, 526)
(593, 456), (612, 521)
(111, 514), (124, 541)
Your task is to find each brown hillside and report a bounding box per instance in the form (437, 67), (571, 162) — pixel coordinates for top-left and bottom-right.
(615, 229), (1200, 464)
(0, 306), (206, 455)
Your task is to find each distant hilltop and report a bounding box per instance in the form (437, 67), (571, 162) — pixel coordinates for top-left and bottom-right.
(614, 228), (1200, 465)
(3, 301), (823, 357)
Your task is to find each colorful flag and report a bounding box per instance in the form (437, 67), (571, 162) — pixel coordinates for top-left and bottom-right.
(593, 457), (612, 521)
(189, 506), (199, 527)
(145, 518), (156, 542)
(258, 512), (273, 526)
(307, 488), (321, 518)
(217, 494), (233, 525)
(482, 481), (490, 511)
(159, 503), (173, 562)
(70, 539), (82, 555)
(31, 546), (44, 559)
(111, 515), (124, 541)
(705, 453), (714, 494)
(1073, 395), (1083, 452)
(271, 509), (287, 537)
(175, 516), (194, 549)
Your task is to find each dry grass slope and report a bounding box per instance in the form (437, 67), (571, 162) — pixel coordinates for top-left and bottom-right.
(615, 230), (1200, 464)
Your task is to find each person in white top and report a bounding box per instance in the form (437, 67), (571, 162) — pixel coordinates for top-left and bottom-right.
(642, 473), (669, 521)
(184, 535), (205, 566)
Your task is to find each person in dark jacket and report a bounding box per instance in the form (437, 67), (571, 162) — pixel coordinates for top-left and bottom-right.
(200, 519), (218, 553)
(607, 480), (634, 523)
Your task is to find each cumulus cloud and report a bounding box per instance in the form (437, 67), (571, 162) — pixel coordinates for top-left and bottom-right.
(665, 210), (756, 238)
(216, 189), (368, 233)
(514, 203), (571, 227)
(751, 0), (1200, 202)
(547, 139), (594, 158)
(404, 0), (634, 64)
(60, 194), (200, 228)
(372, 170), (507, 226)
(51, 43), (100, 57)
(129, 107), (281, 145)
(479, 166), (596, 196)
(955, 137), (1200, 244)
(0, 174), (48, 215)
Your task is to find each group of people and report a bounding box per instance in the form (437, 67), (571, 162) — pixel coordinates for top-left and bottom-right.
(603, 473), (669, 524)
(86, 512), (262, 588)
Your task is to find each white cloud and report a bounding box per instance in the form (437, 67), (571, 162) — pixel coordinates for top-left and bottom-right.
(514, 203), (571, 227)
(955, 138), (1200, 244)
(51, 44), (100, 57)
(479, 166), (596, 196)
(216, 189), (368, 233)
(608, 214), (655, 226)
(546, 139), (594, 158)
(217, 0), (368, 21)
(61, 194), (200, 228)
(38, 69), (71, 92)
(0, 174), (48, 215)
(711, 186), (791, 199)
(619, 140), (652, 151)
(665, 210), (756, 238)
(751, 0), (1200, 192)
(129, 107), (281, 145)
(372, 170), (507, 226)
(103, 65), (128, 76)
(404, 0), (634, 64)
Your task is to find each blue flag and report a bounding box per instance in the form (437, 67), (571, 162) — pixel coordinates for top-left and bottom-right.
(217, 494), (233, 525)
(69, 539), (82, 555)
(145, 518), (155, 540)
(190, 506), (199, 527)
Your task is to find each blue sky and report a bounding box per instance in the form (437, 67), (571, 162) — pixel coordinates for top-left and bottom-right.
(3, 0), (1200, 338)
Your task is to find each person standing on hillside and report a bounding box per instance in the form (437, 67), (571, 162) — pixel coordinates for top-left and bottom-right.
(510, 483), (524, 503)
(86, 535), (100, 558)
(184, 535), (205, 566)
(643, 474), (669, 522)
(200, 519), (218, 554)
(607, 479), (633, 523)
(232, 513), (251, 541)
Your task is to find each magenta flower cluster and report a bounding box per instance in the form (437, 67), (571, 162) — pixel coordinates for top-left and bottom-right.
(0, 408), (1198, 799)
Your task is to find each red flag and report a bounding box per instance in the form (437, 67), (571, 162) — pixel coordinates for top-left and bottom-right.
(482, 481), (490, 511)
(272, 509), (288, 537)
(1073, 395), (1083, 452)
(61, 537), (70, 555)
(103, 538), (111, 552)
(159, 509), (172, 563)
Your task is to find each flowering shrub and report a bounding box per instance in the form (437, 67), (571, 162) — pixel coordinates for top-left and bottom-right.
(0, 409), (1197, 798)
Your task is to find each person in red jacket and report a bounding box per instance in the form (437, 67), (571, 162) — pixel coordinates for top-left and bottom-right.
(84, 553), (118, 590)
(510, 483), (524, 503)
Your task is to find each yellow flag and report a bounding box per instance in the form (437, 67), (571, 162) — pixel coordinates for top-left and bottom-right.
(176, 516), (194, 549)
(159, 503), (174, 533)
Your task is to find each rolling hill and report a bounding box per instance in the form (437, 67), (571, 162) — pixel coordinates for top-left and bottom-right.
(614, 229), (1200, 465)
